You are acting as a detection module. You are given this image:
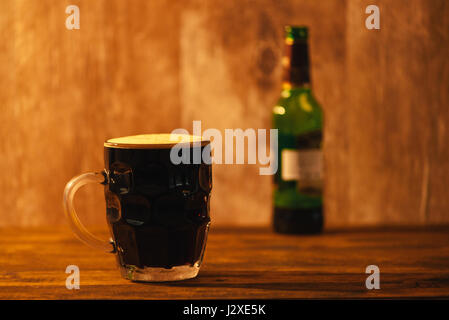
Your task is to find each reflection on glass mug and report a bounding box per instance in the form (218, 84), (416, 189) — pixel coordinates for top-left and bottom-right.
(63, 134), (212, 282)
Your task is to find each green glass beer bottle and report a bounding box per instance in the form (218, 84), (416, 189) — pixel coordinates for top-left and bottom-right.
(272, 26), (324, 234)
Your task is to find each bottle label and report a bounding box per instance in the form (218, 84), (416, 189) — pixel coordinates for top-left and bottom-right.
(281, 148), (323, 194)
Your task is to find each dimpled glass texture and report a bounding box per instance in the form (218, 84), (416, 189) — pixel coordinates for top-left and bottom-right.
(104, 145), (212, 280)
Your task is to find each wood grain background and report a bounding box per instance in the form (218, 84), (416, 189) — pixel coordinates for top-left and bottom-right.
(1, 0), (448, 228)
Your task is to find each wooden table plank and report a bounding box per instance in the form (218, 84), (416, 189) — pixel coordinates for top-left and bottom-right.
(0, 226), (448, 299)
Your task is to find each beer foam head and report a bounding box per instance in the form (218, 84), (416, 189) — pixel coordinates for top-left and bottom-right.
(104, 134), (208, 149)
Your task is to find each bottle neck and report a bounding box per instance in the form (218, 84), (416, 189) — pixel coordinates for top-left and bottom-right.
(282, 81), (310, 91)
(282, 38), (311, 89)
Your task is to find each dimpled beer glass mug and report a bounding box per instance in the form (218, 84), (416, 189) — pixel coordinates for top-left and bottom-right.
(63, 134), (212, 282)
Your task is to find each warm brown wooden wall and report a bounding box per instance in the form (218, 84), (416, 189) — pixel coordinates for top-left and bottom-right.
(1, 0), (448, 227)
(0, 0), (182, 227)
(343, 0), (449, 225)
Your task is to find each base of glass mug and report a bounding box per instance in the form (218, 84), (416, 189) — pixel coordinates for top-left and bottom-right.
(120, 263), (200, 282)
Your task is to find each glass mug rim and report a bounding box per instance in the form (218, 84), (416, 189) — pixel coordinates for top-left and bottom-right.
(103, 133), (210, 149)
(63, 133), (212, 282)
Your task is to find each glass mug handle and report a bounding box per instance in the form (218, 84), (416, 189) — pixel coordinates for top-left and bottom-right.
(63, 171), (115, 253)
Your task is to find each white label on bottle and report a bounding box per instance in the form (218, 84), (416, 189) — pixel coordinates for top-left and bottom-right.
(281, 148), (323, 182)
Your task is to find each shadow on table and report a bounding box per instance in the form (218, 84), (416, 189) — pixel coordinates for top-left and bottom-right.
(141, 270), (366, 293)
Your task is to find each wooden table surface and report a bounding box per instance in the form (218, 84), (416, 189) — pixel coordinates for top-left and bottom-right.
(0, 226), (448, 299)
